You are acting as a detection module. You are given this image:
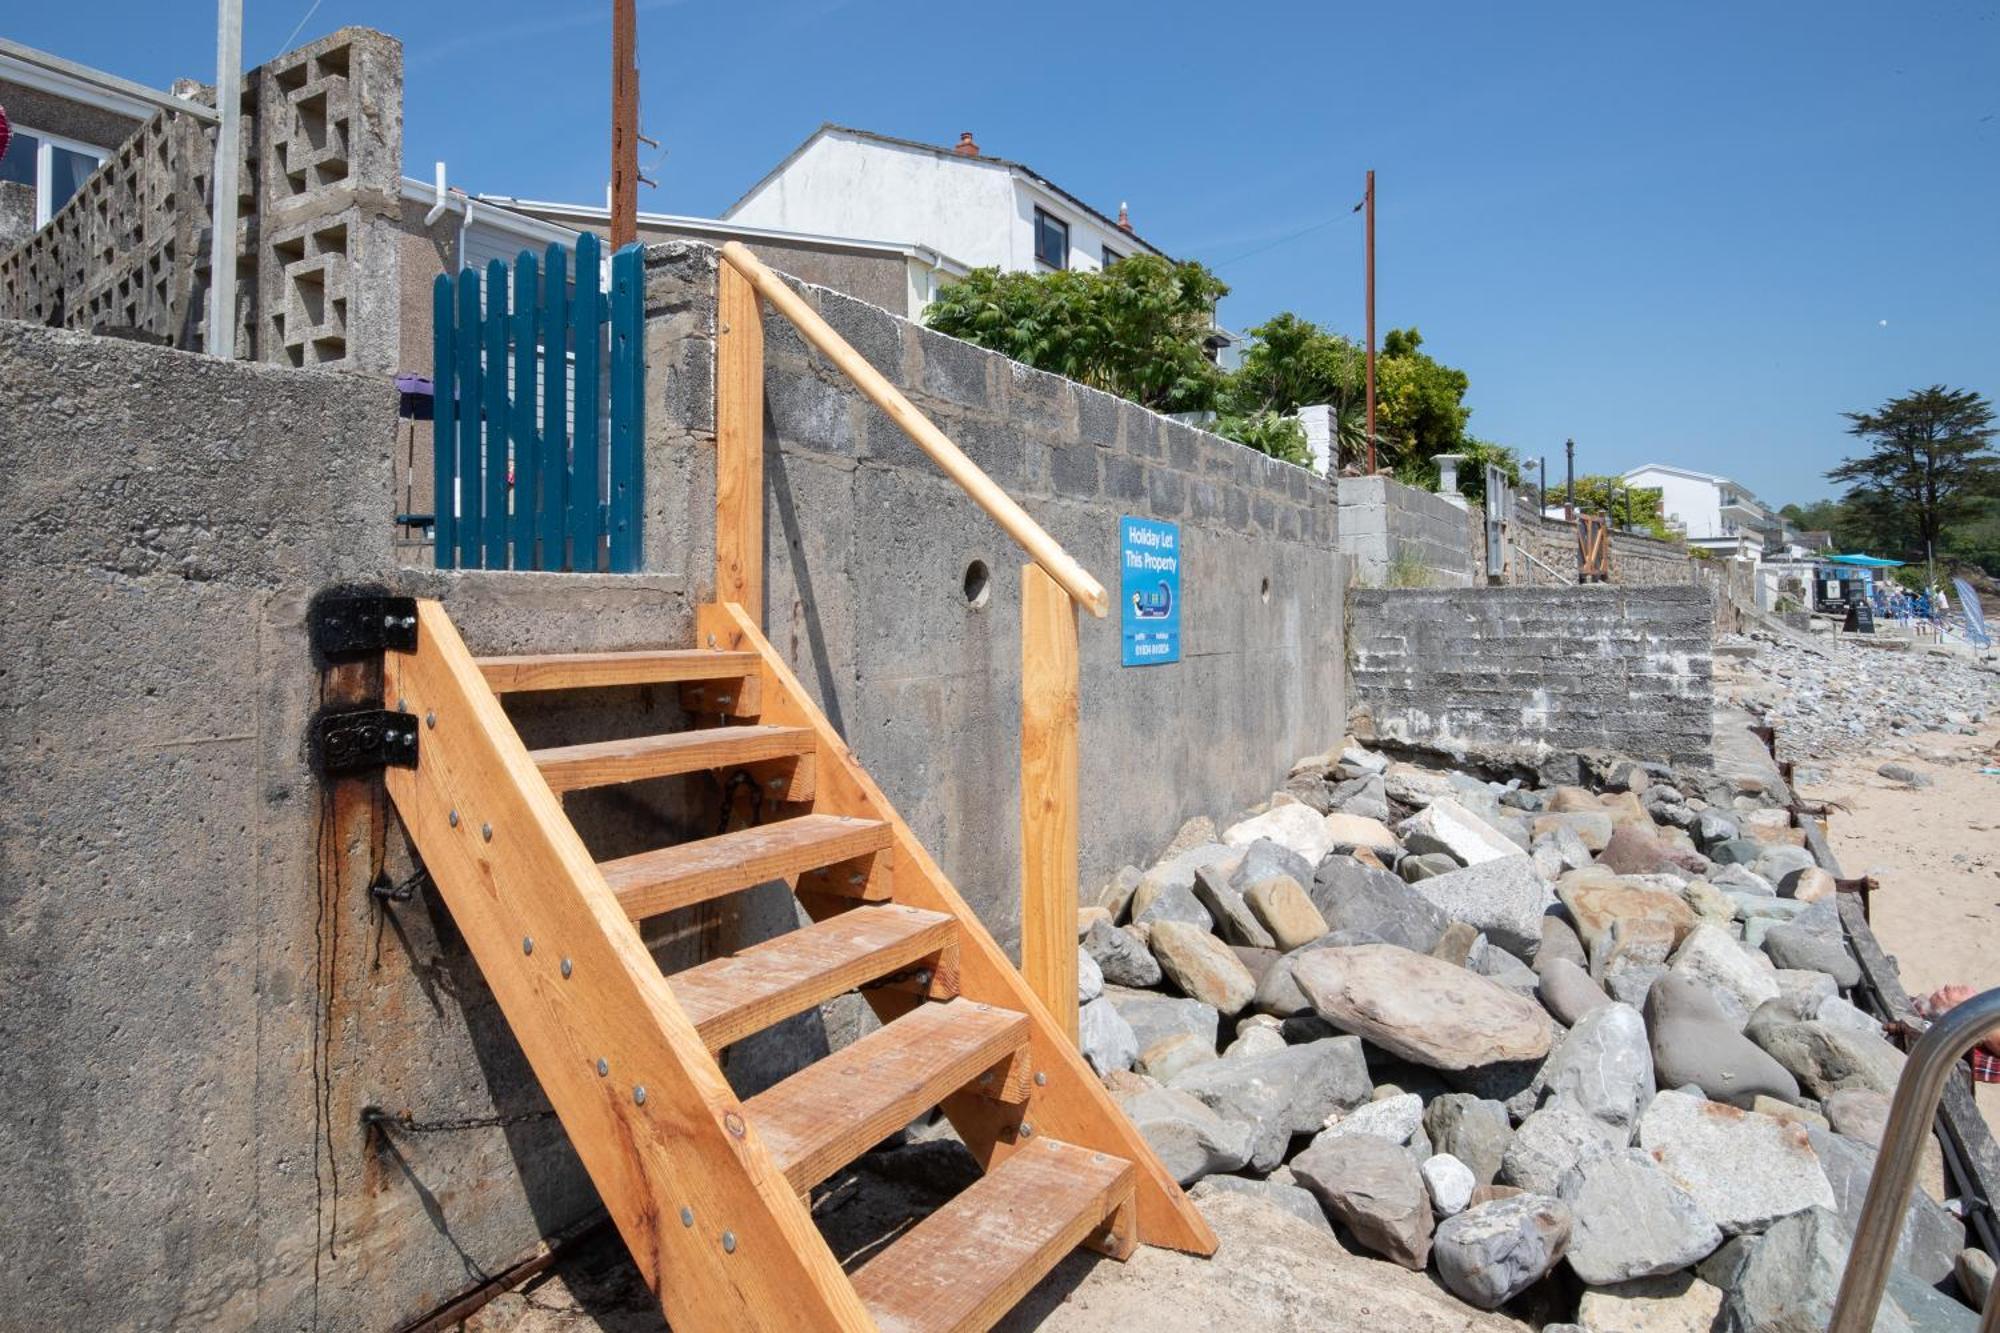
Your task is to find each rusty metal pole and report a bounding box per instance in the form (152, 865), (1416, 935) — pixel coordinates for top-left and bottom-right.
(1565, 438), (1575, 520)
(1364, 169), (1376, 475)
(610, 0), (638, 249)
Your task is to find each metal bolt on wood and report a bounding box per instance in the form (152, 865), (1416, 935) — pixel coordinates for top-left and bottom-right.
(721, 1231), (737, 1254)
(596, 1058), (609, 1077)
(1034, 1071), (1047, 1086)
(448, 809), (459, 828)
(481, 823), (493, 842)
(560, 958), (573, 978)
(522, 937), (534, 954)
(633, 1085), (647, 1105)
(1018, 1123), (1034, 1139)
(679, 1207), (694, 1227)
(425, 710), (436, 729)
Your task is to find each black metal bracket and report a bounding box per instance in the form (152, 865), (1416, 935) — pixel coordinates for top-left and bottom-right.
(313, 709), (419, 775)
(311, 593), (418, 659)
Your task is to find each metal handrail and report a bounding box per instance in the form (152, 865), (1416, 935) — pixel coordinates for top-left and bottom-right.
(717, 240), (1110, 618)
(1829, 986), (2000, 1332)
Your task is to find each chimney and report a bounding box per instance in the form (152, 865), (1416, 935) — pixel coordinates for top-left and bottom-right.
(1117, 201), (1133, 232)
(953, 131), (980, 157)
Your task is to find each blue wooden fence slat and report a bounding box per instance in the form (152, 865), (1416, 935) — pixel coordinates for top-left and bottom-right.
(482, 257), (511, 570)
(431, 236), (643, 576)
(539, 242), (568, 570)
(430, 273), (457, 567)
(455, 268), (484, 568)
(511, 250), (539, 568)
(572, 231), (603, 571)
(608, 243), (644, 573)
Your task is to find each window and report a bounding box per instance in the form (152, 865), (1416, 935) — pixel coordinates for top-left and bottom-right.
(1033, 208), (1068, 269)
(1102, 245), (1124, 268)
(1, 126), (108, 227)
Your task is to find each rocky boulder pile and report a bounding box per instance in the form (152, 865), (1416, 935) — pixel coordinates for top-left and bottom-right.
(1075, 739), (1989, 1329)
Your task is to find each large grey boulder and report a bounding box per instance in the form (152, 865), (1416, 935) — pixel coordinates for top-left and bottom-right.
(1500, 1103), (1623, 1195)
(1762, 900), (1861, 989)
(1636, 1090), (1836, 1235)
(1149, 921), (1257, 1015)
(1535, 914), (1590, 975)
(1559, 1149), (1723, 1284)
(1470, 939), (1542, 998)
(1229, 837), (1316, 896)
(1409, 854), (1557, 958)
(1431, 1194), (1572, 1310)
(1187, 1174), (1333, 1236)
(1242, 873), (1329, 951)
(1077, 946), (1104, 1004)
(1670, 923), (1781, 1027)
(1082, 918), (1163, 988)
(1132, 878), (1215, 932)
(1752, 844), (1819, 886)
(1105, 985), (1220, 1082)
(1720, 1206), (1914, 1333)
(1310, 857), (1450, 953)
(1542, 1001), (1656, 1136)
(1295, 943), (1554, 1072)
(1422, 1153), (1478, 1217)
(1168, 1036), (1372, 1172)
(1425, 1094), (1515, 1186)
(1111, 1083), (1254, 1185)
(1396, 797), (1519, 866)
(1644, 972), (1802, 1108)
(1077, 996), (1137, 1075)
(1537, 955), (1613, 1027)
(1559, 875), (1695, 954)
(1250, 951), (1313, 1017)
(1290, 1132), (1434, 1270)
(1223, 803), (1336, 867)
(1319, 1092), (1425, 1148)
(1807, 1127), (1963, 1287)
(1747, 1010), (1907, 1098)
(1192, 863), (1277, 949)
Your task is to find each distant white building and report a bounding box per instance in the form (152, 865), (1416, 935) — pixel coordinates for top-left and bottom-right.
(726, 124), (1239, 363)
(1622, 463), (1819, 610)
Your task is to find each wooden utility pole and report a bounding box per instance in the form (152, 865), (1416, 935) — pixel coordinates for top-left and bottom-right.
(610, 0), (638, 248)
(1364, 169), (1376, 474)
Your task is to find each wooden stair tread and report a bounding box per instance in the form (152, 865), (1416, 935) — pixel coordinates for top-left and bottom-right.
(852, 1136), (1136, 1333)
(478, 648), (760, 694)
(747, 998), (1029, 1192)
(600, 814), (891, 921)
(531, 724), (813, 793)
(669, 904), (955, 1053)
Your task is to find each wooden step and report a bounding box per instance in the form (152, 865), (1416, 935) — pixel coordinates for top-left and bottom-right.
(600, 814), (892, 921)
(851, 1136), (1136, 1333)
(477, 648), (760, 694)
(669, 904), (957, 1053)
(530, 724), (813, 794)
(747, 998), (1030, 1192)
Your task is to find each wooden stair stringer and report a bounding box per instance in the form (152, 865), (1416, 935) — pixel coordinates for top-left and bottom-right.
(696, 599), (1219, 1258)
(383, 601), (873, 1332)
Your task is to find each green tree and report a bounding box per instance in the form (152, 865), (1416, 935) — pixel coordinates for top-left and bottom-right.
(1217, 312), (1366, 467)
(925, 256), (1227, 415)
(1562, 475), (1672, 540)
(1828, 386), (1998, 558)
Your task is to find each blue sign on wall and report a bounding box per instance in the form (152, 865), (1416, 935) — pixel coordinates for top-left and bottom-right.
(1120, 516), (1181, 666)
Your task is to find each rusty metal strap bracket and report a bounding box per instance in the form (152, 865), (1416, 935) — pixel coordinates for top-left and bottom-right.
(312, 708), (419, 776)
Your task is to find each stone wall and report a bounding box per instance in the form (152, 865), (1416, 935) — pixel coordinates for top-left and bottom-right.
(638, 241), (1347, 940)
(1337, 473), (1473, 587)
(1482, 499), (1699, 588)
(0, 28), (402, 371)
(1348, 584), (1715, 769)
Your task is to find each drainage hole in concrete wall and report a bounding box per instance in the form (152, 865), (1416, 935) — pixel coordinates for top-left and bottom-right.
(963, 560), (992, 609)
(1260, 575), (1272, 603)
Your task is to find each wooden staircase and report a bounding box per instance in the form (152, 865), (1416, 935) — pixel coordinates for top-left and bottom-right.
(382, 598), (1214, 1332)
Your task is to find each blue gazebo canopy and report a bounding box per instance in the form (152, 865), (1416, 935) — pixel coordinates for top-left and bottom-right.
(1824, 554), (1905, 567)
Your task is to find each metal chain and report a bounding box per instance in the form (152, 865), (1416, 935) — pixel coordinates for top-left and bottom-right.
(364, 1106), (557, 1135)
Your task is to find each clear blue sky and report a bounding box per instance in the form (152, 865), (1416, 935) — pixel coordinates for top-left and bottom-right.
(12, 1), (1996, 503)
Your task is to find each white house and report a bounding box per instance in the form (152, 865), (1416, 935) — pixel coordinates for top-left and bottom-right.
(1623, 463), (1825, 610)
(725, 124), (1240, 362)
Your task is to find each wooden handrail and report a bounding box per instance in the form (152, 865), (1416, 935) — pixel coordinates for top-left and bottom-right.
(718, 241), (1110, 618)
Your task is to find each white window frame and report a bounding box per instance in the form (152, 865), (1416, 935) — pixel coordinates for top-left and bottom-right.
(7, 123), (111, 226)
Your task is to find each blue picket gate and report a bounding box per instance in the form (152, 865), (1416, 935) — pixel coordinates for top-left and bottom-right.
(430, 234), (646, 572)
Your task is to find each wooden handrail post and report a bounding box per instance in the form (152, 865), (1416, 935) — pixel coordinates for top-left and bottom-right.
(716, 260), (764, 625)
(1020, 563), (1081, 1044)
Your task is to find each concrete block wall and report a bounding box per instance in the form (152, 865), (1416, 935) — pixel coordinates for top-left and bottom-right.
(1336, 473), (1474, 587)
(1349, 584), (1714, 769)
(0, 28), (402, 371)
(0, 320), (719, 1329)
(640, 241), (1347, 943)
